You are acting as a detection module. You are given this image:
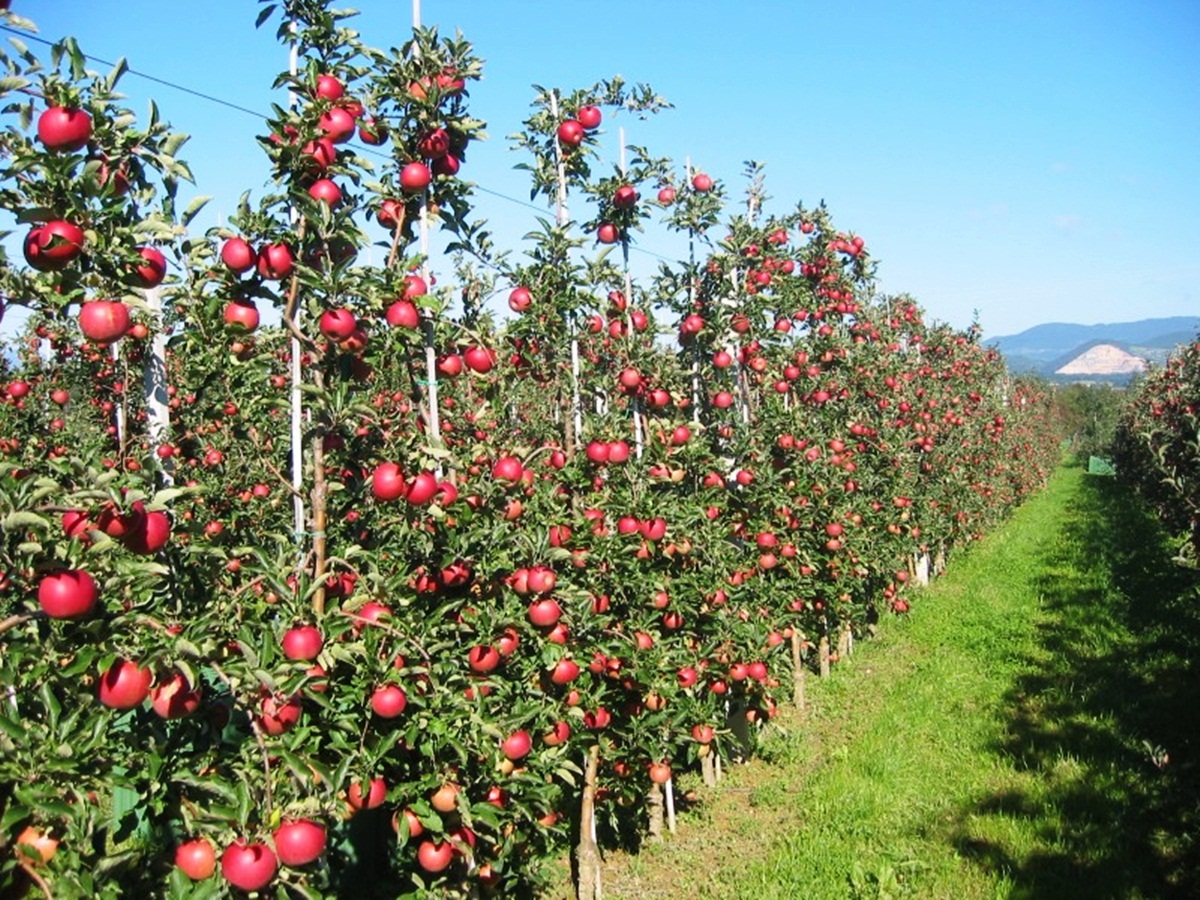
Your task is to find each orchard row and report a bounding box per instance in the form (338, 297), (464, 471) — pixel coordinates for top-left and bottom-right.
(1112, 339), (1200, 562)
(0, 3), (1060, 897)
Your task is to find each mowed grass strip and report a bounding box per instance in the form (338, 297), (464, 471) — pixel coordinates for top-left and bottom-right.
(597, 464), (1199, 899)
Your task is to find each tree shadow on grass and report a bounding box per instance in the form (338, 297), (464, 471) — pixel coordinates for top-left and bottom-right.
(947, 471), (1200, 898)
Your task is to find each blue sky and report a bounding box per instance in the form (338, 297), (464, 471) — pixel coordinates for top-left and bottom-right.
(11, 0), (1200, 338)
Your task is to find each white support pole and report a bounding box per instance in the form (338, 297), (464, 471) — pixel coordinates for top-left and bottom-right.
(413, 0), (442, 468)
(686, 156), (701, 424)
(142, 287), (173, 486)
(550, 91), (583, 446)
(619, 126), (644, 460)
(664, 777), (677, 834)
(288, 38), (305, 553)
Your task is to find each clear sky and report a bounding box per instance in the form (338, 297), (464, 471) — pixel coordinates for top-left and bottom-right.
(9, 0), (1200, 339)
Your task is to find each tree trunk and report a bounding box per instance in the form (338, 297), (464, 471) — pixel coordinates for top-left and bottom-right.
(700, 746), (717, 787)
(790, 630), (807, 711)
(645, 781), (664, 843)
(838, 620), (853, 658)
(575, 746), (602, 900)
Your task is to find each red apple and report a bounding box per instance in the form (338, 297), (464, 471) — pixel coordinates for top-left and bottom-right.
(175, 838), (217, 880)
(98, 659), (152, 710)
(38, 569), (98, 619)
(400, 161), (432, 193)
(272, 819), (326, 866)
(38, 105), (92, 151)
(556, 119), (584, 147)
(221, 840), (277, 892)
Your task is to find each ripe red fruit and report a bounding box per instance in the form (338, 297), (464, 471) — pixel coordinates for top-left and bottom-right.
(691, 724), (715, 744)
(463, 345), (496, 374)
(400, 161), (432, 193)
(318, 307), (357, 341)
(257, 694), (302, 735)
(24, 220), (84, 271)
(648, 761), (672, 784)
(302, 137), (338, 171)
(492, 455), (523, 483)
(436, 353), (463, 376)
(348, 777), (387, 811)
(307, 177), (342, 207)
(417, 839), (455, 873)
(431, 153), (461, 176)
(550, 658), (580, 685)
(38, 569), (98, 619)
(221, 840), (278, 892)
(527, 598), (563, 628)
(273, 819), (326, 867)
(577, 105), (602, 130)
(543, 720), (572, 746)
(556, 119), (584, 147)
(385, 298), (420, 329)
(151, 672), (202, 719)
(501, 730), (532, 761)
(467, 645), (501, 674)
(405, 471), (438, 505)
(596, 222), (620, 244)
(98, 659), (152, 710)
(314, 74), (344, 101)
(350, 601), (391, 630)
(318, 106), (356, 143)
(133, 247), (168, 288)
(372, 462), (407, 501)
(417, 127), (451, 159)
(508, 286), (532, 312)
(358, 117), (387, 145)
(371, 684), (408, 718)
(38, 105), (92, 151)
(282, 625), (324, 661)
(78, 300), (130, 344)
(175, 838), (217, 880)
(612, 185), (638, 208)
(657, 186), (676, 205)
(256, 243), (295, 281)
(220, 237), (256, 273)
(403, 273), (428, 298)
(223, 300), (259, 333)
(377, 198), (404, 228)
(692, 172), (714, 192)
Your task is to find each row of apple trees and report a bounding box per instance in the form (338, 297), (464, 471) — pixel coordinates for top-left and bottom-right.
(0, 2), (1061, 897)
(1112, 339), (1200, 563)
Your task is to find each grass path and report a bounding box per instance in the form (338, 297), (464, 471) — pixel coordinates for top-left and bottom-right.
(594, 465), (1200, 899)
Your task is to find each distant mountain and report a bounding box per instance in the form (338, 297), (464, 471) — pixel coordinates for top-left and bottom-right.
(988, 317), (1200, 381)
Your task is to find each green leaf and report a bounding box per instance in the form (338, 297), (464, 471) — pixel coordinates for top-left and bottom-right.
(181, 195), (212, 227)
(0, 75), (31, 95)
(162, 130), (189, 158)
(106, 57), (129, 90)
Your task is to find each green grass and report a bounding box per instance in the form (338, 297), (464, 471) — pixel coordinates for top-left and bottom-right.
(596, 464), (1200, 899)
